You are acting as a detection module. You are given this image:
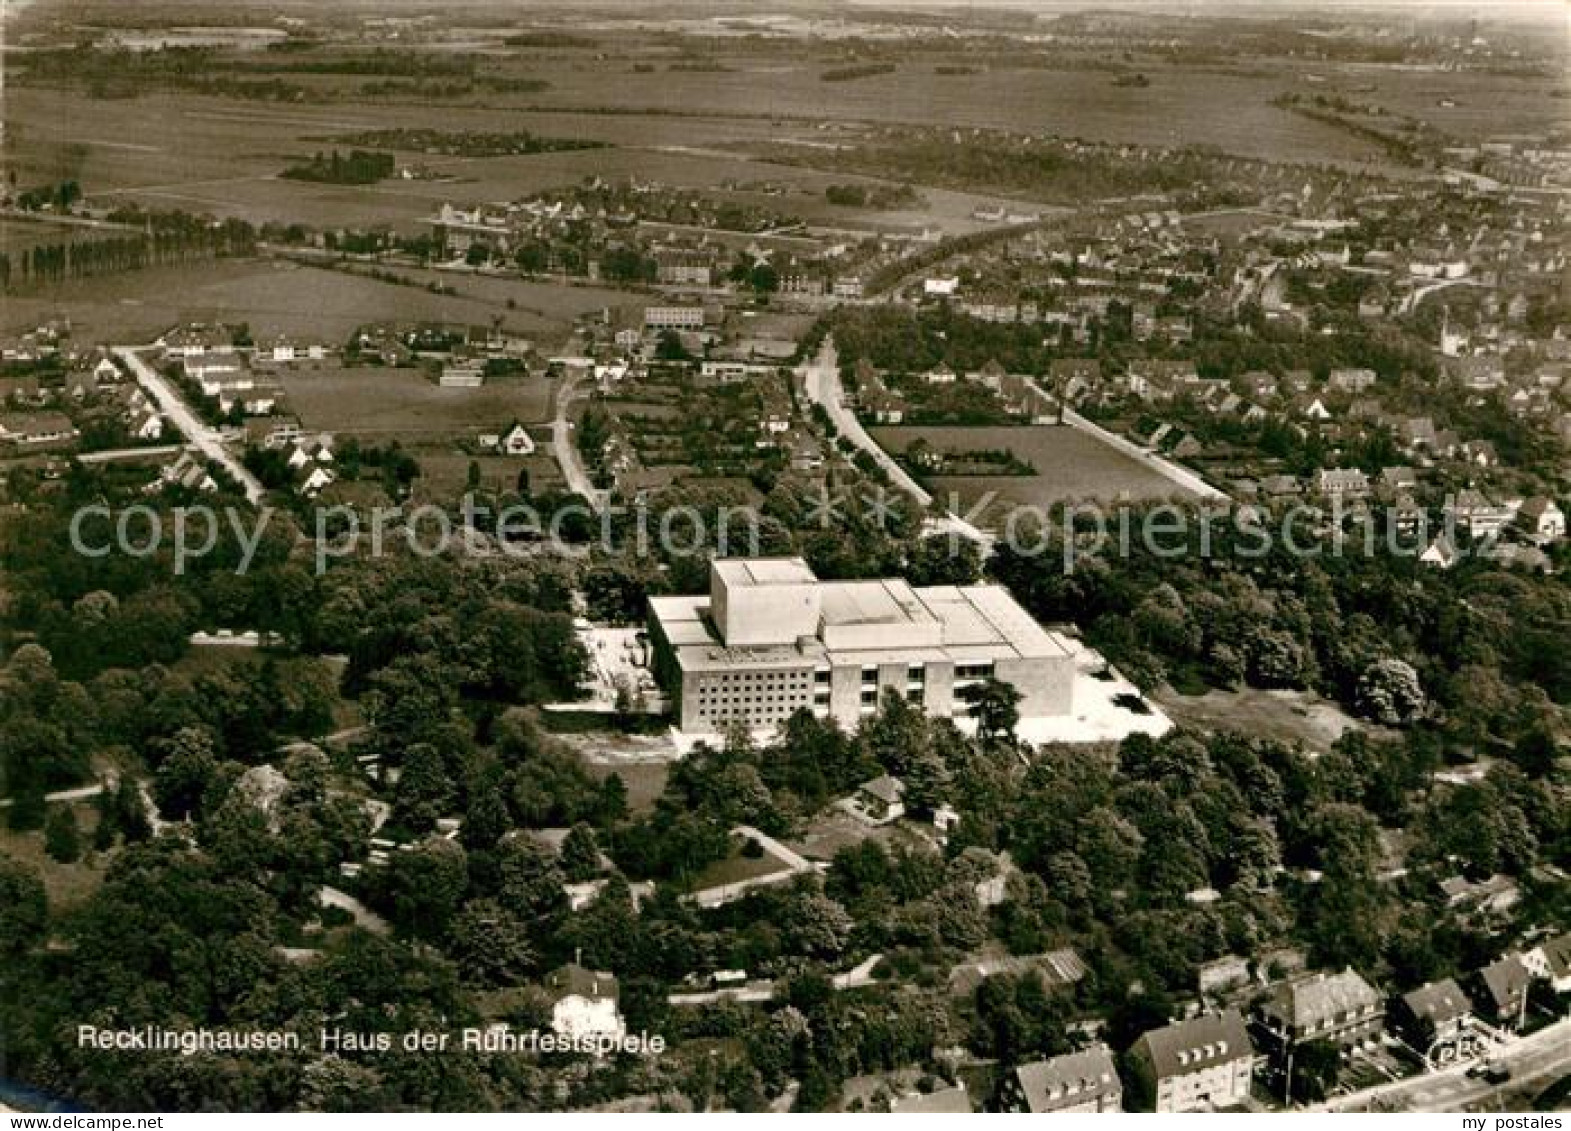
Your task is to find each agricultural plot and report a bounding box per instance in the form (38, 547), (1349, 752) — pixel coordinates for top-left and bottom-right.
(869, 424), (1188, 521)
(0, 258), (575, 343)
(0, 215), (109, 255)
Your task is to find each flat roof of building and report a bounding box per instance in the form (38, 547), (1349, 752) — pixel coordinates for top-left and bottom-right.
(651, 581), (1072, 673)
(820, 578), (936, 628)
(712, 556), (818, 588)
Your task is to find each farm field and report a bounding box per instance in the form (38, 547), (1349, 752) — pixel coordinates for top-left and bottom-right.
(278, 365), (556, 440)
(0, 214), (118, 255)
(870, 424), (1191, 521)
(3, 88), (980, 232)
(0, 258), (574, 343)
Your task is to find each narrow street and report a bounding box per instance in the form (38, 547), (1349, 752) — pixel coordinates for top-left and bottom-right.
(114, 346), (266, 505)
(550, 367), (610, 513)
(798, 336), (989, 549)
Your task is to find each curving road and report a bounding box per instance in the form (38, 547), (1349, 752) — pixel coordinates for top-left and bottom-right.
(550, 367), (610, 513)
(799, 336), (989, 549)
(114, 347), (265, 505)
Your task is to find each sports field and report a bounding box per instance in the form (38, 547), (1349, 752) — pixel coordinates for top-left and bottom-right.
(870, 424), (1191, 522)
(279, 365), (556, 439)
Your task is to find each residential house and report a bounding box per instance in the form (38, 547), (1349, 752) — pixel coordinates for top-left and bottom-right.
(543, 964), (625, 1042)
(1469, 953), (1531, 1032)
(1420, 534), (1460, 570)
(184, 350), (245, 390)
(287, 435), (334, 472)
(888, 1085), (972, 1113)
(498, 423), (535, 456)
(1298, 396), (1333, 422)
(856, 775), (906, 825)
(1377, 466), (1419, 499)
(1130, 1010), (1254, 1113)
(923, 362), (957, 386)
(246, 417), (304, 450)
(1449, 354), (1506, 391)
(1524, 932), (1571, 995)
(1316, 468), (1370, 499)
(1392, 979), (1474, 1060)
(262, 337), (328, 365)
(1051, 358), (1102, 396)
(1439, 873), (1521, 919)
(1003, 1046), (1122, 1114)
(1516, 497), (1565, 544)
(758, 388), (793, 442)
(91, 356), (121, 385)
(1258, 475), (1303, 503)
(1254, 970), (1384, 1059)
(1445, 490), (1518, 539)
(1460, 439), (1500, 469)
(968, 358), (1009, 391)
(1238, 370), (1278, 401)
(1397, 416), (1440, 452)
(154, 452), (217, 494)
(300, 465), (336, 498)
(64, 369), (98, 401)
(858, 372), (906, 425)
(698, 359), (772, 385)
(788, 432), (825, 474)
(0, 411), (79, 452)
(129, 411), (165, 441)
(1328, 367), (1378, 394)
(160, 324), (235, 359)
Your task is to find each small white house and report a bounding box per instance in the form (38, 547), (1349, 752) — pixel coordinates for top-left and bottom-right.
(300, 465), (336, 498)
(1525, 933), (1571, 995)
(1517, 497), (1565, 545)
(500, 423), (535, 456)
(131, 412), (165, 441)
(544, 964), (625, 1042)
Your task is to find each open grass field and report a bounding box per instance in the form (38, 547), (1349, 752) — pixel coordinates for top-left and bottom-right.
(0, 214), (116, 255)
(278, 365), (556, 439)
(0, 801), (110, 912)
(869, 423), (1187, 520)
(691, 836), (796, 889)
(411, 448), (561, 502)
(0, 257), (577, 344)
(1153, 686), (1382, 755)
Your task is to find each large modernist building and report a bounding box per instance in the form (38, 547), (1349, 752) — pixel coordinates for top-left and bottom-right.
(648, 557), (1075, 734)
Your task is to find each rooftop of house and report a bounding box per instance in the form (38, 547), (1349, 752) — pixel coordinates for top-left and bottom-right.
(1400, 978), (1473, 1025)
(544, 964), (619, 1003)
(1135, 1009), (1252, 1079)
(1014, 1046), (1120, 1112)
(859, 775), (905, 805)
(889, 1085), (973, 1114)
(1476, 953), (1530, 1007)
(1537, 932), (1571, 976)
(1262, 969), (1381, 1029)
